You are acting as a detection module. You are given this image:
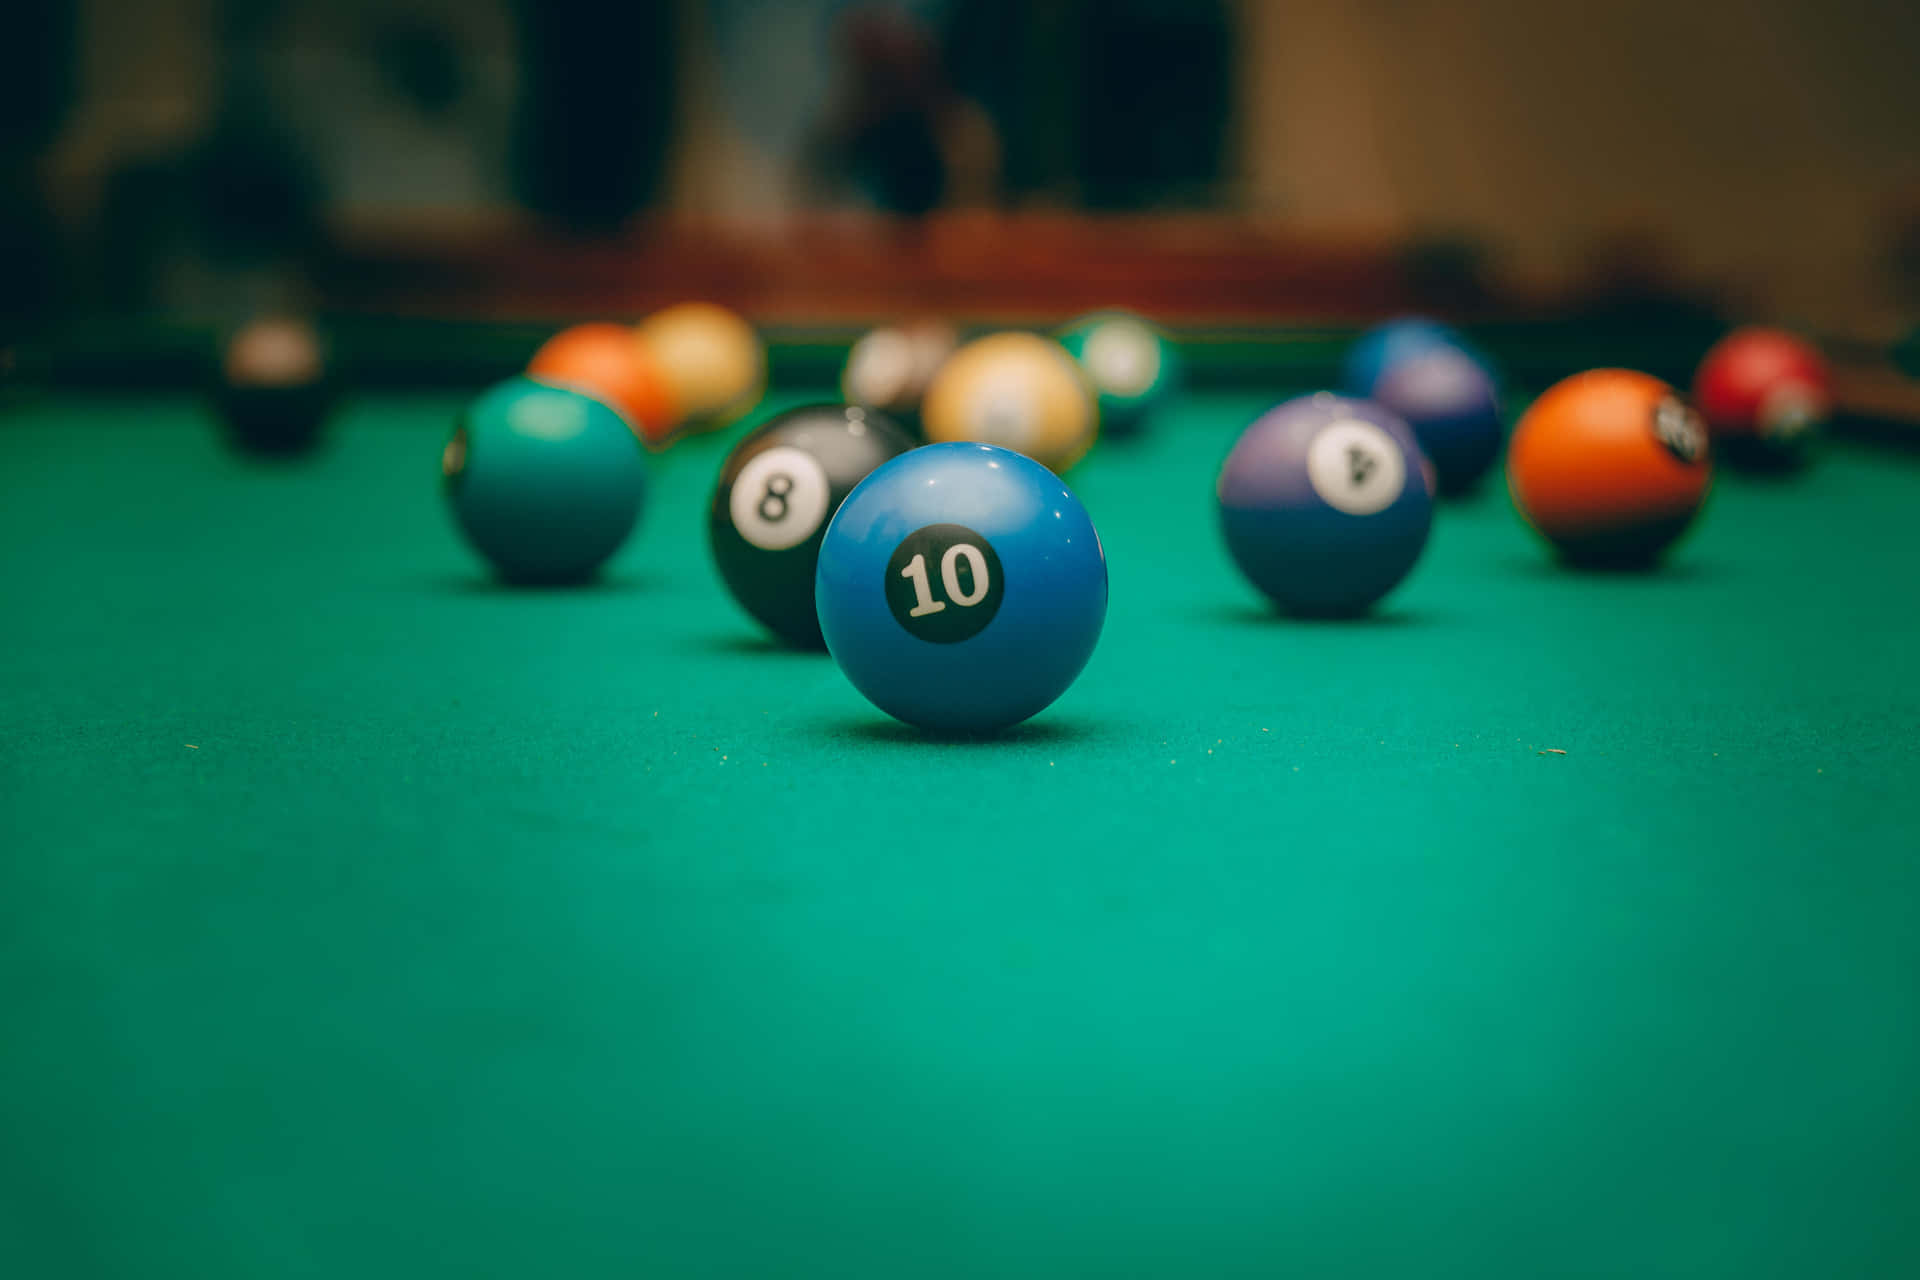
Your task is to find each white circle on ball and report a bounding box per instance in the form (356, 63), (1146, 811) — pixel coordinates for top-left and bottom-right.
(729, 446), (832, 550)
(1305, 418), (1406, 515)
(1083, 321), (1159, 396)
(1652, 397), (1708, 463)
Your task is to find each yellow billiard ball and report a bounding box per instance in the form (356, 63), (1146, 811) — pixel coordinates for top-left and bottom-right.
(635, 302), (765, 435)
(920, 331), (1098, 473)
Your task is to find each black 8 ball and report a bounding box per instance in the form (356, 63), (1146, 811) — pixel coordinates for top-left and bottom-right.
(709, 403), (915, 648)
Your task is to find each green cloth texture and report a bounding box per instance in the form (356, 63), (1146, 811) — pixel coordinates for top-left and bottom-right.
(4, 393), (1917, 1279)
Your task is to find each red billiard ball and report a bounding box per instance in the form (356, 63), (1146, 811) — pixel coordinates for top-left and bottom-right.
(1691, 327), (1831, 468)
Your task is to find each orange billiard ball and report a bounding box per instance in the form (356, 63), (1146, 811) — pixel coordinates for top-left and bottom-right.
(528, 323), (680, 447)
(1508, 368), (1711, 567)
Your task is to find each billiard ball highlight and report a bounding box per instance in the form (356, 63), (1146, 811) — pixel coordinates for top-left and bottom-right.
(1370, 347), (1504, 494)
(920, 331), (1099, 473)
(1691, 326), (1831, 468)
(1217, 394), (1434, 616)
(710, 403), (915, 648)
(1057, 309), (1181, 436)
(636, 302), (766, 434)
(443, 378), (647, 584)
(213, 315), (337, 455)
(816, 442), (1108, 732)
(841, 319), (959, 434)
(528, 323), (680, 447)
(1341, 316), (1469, 398)
(1508, 368), (1711, 567)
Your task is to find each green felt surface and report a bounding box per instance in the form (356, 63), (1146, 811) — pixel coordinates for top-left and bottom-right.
(3, 392), (1918, 1279)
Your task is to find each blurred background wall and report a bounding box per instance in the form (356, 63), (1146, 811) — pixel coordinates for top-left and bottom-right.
(1232, 0), (1920, 325)
(10, 0), (1919, 331)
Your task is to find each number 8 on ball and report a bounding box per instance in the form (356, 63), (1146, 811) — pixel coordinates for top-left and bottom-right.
(710, 405), (916, 649)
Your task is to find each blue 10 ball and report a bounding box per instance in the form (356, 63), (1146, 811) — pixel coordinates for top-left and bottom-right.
(1218, 393), (1434, 616)
(816, 443), (1108, 733)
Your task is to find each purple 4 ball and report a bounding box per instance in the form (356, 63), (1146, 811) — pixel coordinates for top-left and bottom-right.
(1218, 393), (1434, 617)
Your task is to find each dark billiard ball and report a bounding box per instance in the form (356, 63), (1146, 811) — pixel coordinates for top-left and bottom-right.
(1217, 393), (1434, 616)
(1691, 326), (1831, 469)
(443, 378), (647, 584)
(213, 316), (337, 455)
(920, 331), (1099, 473)
(816, 442), (1108, 732)
(528, 323), (680, 448)
(1370, 347), (1503, 494)
(1508, 368), (1711, 567)
(1056, 309), (1181, 436)
(841, 318), (959, 435)
(1340, 316), (1468, 397)
(709, 403), (915, 648)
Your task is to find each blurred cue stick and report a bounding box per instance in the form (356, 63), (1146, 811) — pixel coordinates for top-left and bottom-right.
(1831, 366), (1920, 437)
(1817, 328), (1920, 440)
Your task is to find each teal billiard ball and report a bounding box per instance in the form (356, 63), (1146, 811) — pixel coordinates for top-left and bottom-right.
(709, 403), (915, 648)
(815, 442), (1108, 733)
(1057, 310), (1181, 435)
(443, 378), (647, 584)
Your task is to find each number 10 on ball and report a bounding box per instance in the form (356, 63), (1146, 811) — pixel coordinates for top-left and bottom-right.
(816, 443), (1107, 733)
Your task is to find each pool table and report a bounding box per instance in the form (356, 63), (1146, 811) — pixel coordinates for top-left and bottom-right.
(4, 373), (1918, 1279)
